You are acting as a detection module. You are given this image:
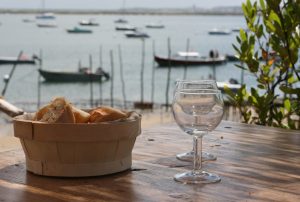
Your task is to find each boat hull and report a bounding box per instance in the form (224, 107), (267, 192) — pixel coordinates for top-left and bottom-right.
(0, 59), (35, 65)
(39, 69), (107, 82)
(67, 30), (92, 33)
(154, 55), (227, 67)
(125, 33), (149, 38)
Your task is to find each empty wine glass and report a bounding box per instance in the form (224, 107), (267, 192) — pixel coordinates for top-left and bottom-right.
(172, 88), (224, 184)
(174, 80), (218, 162)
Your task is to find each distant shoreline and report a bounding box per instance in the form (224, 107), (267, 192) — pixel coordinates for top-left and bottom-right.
(0, 8), (243, 16)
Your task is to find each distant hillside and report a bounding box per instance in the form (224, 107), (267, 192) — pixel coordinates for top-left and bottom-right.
(0, 7), (243, 15)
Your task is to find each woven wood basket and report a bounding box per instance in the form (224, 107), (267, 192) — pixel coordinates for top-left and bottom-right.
(13, 112), (141, 177)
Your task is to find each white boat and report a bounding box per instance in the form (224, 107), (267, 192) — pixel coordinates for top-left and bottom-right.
(145, 23), (165, 29)
(79, 19), (99, 26)
(155, 51), (227, 66)
(208, 28), (231, 35)
(36, 12), (56, 19)
(125, 31), (149, 38)
(116, 25), (136, 31)
(37, 21), (57, 28)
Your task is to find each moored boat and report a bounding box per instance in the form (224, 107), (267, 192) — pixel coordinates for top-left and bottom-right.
(36, 12), (56, 20)
(115, 25), (136, 31)
(125, 31), (149, 38)
(145, 23), (165, 29)
(0, 54), (36, 65)
(79, 19), (99, 26)
(208, 28), (231, 35)
(115, 18), (128, 24)
(226, 54), (240, 61)
(37, 21), (57, 28)
(154, 51), (226, 67)
(67, 27), (93, 34)
(39, 67), (110, 82)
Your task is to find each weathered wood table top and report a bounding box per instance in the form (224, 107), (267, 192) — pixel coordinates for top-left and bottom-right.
(0, 121), (299, 202)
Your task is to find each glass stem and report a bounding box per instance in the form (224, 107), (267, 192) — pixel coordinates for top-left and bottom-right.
(193, 135), (202, 174)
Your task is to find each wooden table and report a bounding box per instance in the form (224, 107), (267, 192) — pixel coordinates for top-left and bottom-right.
(0, 121), (299, 202)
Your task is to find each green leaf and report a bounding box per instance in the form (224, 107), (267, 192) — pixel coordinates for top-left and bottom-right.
(236, 36), (241, 44)
(256, 25), (264, 38)
(284, 99), (291, 112)
(235, 64), (247, 70)
(269, 10), (281, 27)
(241, 41), (249, 53)
(260, 0), (266, 10)
(240, 29), (247, 41)
(280, 86), (300, 95)
(288, 75), (298, 84)
(232, 44), (241, 55)
(265, 21), (276, 32)
(224, 85), (236, 99)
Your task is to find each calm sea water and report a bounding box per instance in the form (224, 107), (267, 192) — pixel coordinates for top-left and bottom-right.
(0, 14), (256, 110)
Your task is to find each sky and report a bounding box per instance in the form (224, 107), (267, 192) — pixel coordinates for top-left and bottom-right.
(0, 0), (245, 9)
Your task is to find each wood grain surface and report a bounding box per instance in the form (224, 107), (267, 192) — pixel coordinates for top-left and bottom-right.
(0, 121), (299, 202)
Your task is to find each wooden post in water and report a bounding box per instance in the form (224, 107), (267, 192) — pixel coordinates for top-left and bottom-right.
(183, 38), (190, 80)
(109, 50), (114, 107)
(1, 51), (23, 97)
(151, 40), (156, 110)
(37, 49), (42, 109)
(118, 44), (127, 109)
(99, 45), (103, 105)
(209, 49), (216, 80)
(89, 54), (94, 107)
(140, 39), (145, 105)
(165, 37), (172, 112)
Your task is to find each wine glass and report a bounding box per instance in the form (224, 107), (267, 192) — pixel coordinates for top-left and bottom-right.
(172, 88), (224, 184)
(174, 80), (218, 162)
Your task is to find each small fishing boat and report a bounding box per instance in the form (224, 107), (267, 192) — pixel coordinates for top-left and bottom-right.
(0, 54), (36, 65)
(79, 19), (99, 26)
(36, 12), (56, 19)
(226, 54), (240, 62)
(154, 51), (226, 67)
(125, 31), (149, 38)
(115, 18), (128, 24)
(145, 23), (165, 29)
(23, 19), (35, 23)
(115, 25), (136, 31)
(37, 21), (57, 28)
(208, 28), (231, 35)
(67, 27), (93, 34)
(39, 67), (110, 82)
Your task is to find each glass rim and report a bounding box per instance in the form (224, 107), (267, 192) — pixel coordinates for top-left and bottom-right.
(175, 89), (222, 94)
(175, 79), (217, 83)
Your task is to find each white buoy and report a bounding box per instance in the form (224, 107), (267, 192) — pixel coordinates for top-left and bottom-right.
(3, 74), (10, 83)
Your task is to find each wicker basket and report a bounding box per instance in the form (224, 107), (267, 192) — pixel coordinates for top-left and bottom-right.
(13, 112), (141, 177)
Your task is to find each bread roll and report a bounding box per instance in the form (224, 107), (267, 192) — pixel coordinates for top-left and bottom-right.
(34, 97), (75, 123)
(89, 107), (128, 122)
(71, 106), (90, 123)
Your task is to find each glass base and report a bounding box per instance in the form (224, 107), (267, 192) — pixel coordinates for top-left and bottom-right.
(176, 151), (217, 162)
(174, 170), (221, 184)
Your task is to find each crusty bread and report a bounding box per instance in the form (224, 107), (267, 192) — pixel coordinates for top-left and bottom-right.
(34, 97), (75, 123)
(89, 106), (128, 123)
(34, 104), (50, 121)
(71, 106), (90, 123)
